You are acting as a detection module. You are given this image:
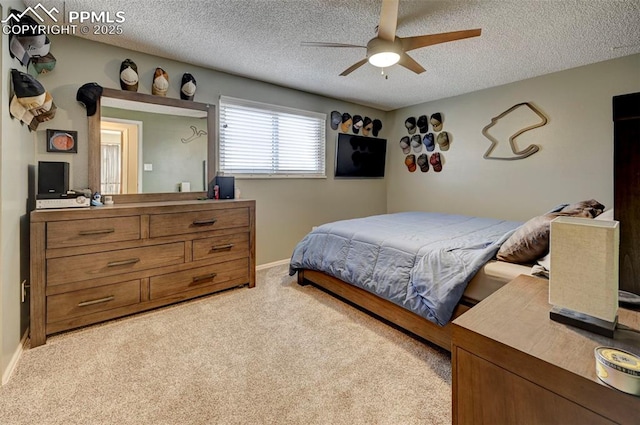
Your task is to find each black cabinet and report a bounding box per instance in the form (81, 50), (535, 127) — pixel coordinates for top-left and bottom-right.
(613, 92), (640, 296)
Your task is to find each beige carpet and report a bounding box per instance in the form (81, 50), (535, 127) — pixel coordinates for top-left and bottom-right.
(0, 264), (451, 424)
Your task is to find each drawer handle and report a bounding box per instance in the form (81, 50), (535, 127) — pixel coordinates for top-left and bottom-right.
(191, 273), (217, 284)
(210, 243), (234, 252)
(78, 228), (115, 236)
(78, 296), (115, 307)
(107, 258), (140, 267)
(192, 218), (217, 226)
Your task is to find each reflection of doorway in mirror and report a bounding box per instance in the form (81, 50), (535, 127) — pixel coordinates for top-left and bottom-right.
(101, 119), (142, 194)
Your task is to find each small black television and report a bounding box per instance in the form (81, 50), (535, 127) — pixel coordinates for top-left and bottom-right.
(334, 133), (387, 178)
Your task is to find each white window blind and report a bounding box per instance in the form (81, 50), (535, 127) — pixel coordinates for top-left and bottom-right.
(219, 96), (326, 177)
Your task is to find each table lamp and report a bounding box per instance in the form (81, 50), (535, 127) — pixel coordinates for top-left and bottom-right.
(549, 216), (619, 337)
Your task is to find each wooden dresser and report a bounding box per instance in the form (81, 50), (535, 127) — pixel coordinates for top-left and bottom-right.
(451, 275), (640, 425)
(30, 199), (255, 347)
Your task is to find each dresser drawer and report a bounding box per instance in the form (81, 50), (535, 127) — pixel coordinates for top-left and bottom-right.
(192, 232), (249, 263)
(47, 216), (140, 249)
(149, 207), (249, 238)
(47, 280), (141, 323)
(47, 242), (185, 286)
(150, 258), (249, 299)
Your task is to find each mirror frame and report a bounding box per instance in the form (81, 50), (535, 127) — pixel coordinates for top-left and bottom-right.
(89, 87), (215, 203)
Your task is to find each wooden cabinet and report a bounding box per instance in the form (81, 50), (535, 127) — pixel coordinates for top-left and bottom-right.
(30, 199), (255, 347)
(451, 275), (640, 425)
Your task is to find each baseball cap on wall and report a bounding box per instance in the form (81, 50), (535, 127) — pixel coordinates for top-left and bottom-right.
(423, 133), (435, 152)
(352, 115), (364, 134)
(28, 52), (57, 75)
(11, 68), (45, 102)
(417, 153), (429, 172)
(120, 59), (139, 91)
(404, 117), (416, 134)
(411, 134), (422, 153)
(9, 69), (56, 130)
(372, 119), (382, 137)
(362, 117), (373, 136)
(340, 113), (352, 133)
(180, 73), (197, 100)
(436, 131), (450, 151)
(76, 82), (104, 116)
(405, 154), (416, 172)
(29, 93), (57, 130)
(152, 67), (169, 96)
(8, 10), (52, 67)
(430, 113), (443, 132)
(417, 115), (428, 133)
(399, 136), (410, 154)
(10, 35), (52, 67)
(330, 111), (341, 130)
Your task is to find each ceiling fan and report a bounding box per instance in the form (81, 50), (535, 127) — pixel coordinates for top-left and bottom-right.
(302, 0), (481, 76)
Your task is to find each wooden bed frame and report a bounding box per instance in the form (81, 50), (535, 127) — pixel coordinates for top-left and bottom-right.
(297, 269), (473, 351)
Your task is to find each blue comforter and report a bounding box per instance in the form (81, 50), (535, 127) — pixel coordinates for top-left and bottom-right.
(289, 212), (521, 325)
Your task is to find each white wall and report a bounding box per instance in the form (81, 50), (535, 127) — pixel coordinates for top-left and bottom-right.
(34, 35), (390, 265)
(386, 54), (640, 221)
(1, 0), (36, 384)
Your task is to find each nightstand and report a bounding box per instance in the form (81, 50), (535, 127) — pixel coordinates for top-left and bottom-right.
(451, 274), (640, 425)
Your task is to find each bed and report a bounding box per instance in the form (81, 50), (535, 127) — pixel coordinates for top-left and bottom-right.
(289, 201), (605, 350)
(289, 212), (529, 350)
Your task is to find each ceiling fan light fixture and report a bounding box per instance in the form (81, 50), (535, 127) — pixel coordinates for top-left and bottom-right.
(368, 51), (400, 68)
(366, 37), (402, 68)
(305, 0), (482, 77)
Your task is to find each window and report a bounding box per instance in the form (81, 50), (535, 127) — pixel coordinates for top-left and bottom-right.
(219, 96), (326, 177)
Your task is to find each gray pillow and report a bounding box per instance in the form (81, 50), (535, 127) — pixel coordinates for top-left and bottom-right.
(497, 199), (606, 264)
(497, 214), (556, 264)
(560, 199), (605, 218)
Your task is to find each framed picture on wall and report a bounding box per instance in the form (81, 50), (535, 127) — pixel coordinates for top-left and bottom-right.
(46, 129), (78, 153)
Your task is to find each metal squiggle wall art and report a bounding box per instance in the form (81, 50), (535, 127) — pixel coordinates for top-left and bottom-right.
(181, 125), (208, 144)
(482, 102), (548, 160)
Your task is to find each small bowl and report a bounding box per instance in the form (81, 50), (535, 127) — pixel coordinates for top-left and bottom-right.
(595, 346), (640, 396)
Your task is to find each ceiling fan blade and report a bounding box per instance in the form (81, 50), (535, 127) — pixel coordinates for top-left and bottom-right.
(340, 58), (369, 76)
(378, 0), (399, 41)
(398, 53), (426, 74)
(400, 28), (482, 52)
(301, 42), (366, 48)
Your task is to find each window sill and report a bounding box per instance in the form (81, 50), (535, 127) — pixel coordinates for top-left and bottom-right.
(232, 174), (327, 180)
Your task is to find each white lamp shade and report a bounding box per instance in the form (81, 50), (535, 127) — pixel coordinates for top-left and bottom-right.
(549, 216), (619, 322)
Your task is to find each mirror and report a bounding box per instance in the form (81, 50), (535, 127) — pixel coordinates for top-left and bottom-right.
(89, 88), (215, 203)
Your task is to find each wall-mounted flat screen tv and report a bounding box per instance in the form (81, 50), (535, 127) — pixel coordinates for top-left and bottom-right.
(334, 133), (387, 178)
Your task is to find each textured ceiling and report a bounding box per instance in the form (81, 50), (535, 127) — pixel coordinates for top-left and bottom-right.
(23, 0), (640, 111)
